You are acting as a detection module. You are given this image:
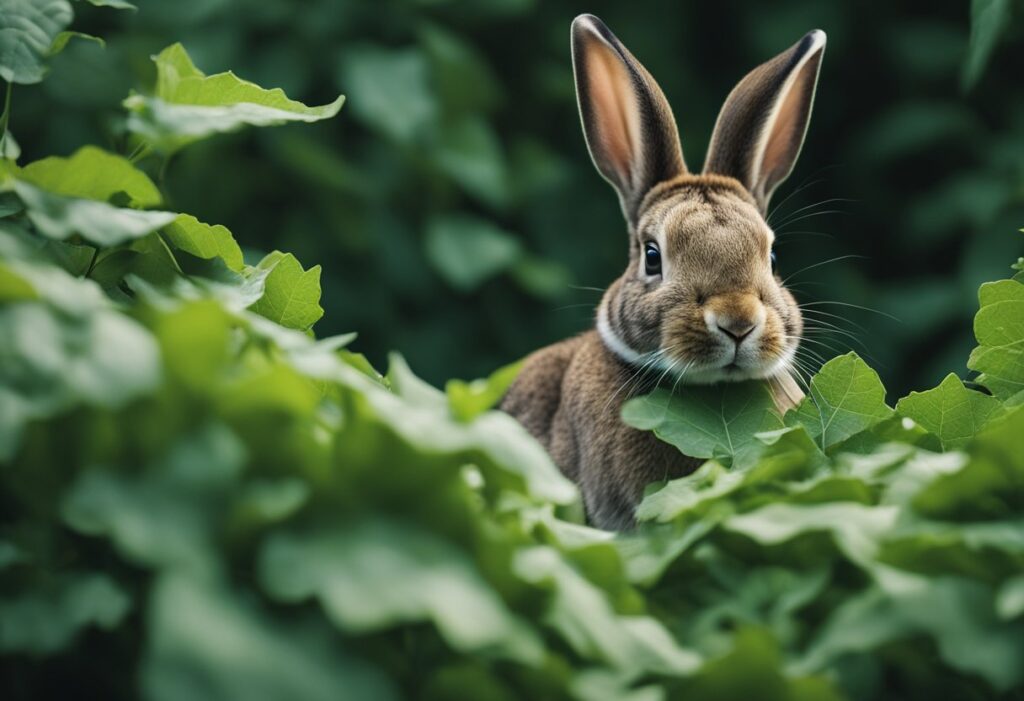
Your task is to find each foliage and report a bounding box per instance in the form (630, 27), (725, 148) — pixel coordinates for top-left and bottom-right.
(2, 3), (1024, 701)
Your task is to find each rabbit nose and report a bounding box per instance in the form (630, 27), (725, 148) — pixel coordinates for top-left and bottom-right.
(716, 317), (757, 343)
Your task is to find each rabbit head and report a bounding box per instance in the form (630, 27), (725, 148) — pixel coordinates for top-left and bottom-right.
(572, 14), (825, 385)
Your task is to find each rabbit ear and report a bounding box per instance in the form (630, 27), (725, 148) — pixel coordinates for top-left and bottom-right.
(572, 14), (687, 222)
(703, 30), (826, 213)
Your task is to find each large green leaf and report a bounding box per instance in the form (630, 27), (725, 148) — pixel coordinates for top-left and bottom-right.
(248, 251), (323, 331)
(968, 279), (1024, 400)
(896, 373), (1006, 450)
(622, 381), (782, 469)
(124, 43), (344, 153)
(19, 146), (162, 206)
(785, 353), (893, 451)
(0, 0), (73, 84)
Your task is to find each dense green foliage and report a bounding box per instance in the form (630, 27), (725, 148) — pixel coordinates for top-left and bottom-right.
(2, 2), (1024, 700)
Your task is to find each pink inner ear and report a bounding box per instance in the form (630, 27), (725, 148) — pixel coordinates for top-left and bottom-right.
(586, 41), (640, 188)
(760, 50), (821, 190)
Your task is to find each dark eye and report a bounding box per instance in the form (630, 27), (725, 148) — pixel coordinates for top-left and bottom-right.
(644, 242), (662, 276)
(770, 250), (777, 272)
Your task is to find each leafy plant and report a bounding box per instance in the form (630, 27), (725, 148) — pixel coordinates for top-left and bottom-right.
(2, 3), (1024, 701)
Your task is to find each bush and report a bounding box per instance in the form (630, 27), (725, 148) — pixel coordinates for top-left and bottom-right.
(2, 3), (1023, 700)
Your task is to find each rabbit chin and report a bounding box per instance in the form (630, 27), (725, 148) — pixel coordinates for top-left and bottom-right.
(665, 344), (799, 386)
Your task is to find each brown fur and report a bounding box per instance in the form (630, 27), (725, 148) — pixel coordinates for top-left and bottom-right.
(501, 15), (824, 530)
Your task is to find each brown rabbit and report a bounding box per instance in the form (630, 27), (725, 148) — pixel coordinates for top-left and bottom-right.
(500, 14), (825, 530)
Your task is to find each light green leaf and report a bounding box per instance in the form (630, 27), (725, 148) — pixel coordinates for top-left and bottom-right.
(124, 43), (344, 154)
(162, 214), (244, 272)
(622, 381), (783, 470)
(425, 214), (522, 291)
(248, 251), (323, 331)
(0, 0), (73, 84)
(896, 373), (1006, 450)
(997, 575), (1024, 620)
(76, 0), (136, 8)
(445, 359), (522, 422)
(962, 0), (1013, 89)
(968, 289), (1024, 399)
(259, 521), (543, 663)
(20, 146), (162, 206)
(785, 353), (893, 451)
(49, 30), (104, 56)
(13, 180), (177, 246)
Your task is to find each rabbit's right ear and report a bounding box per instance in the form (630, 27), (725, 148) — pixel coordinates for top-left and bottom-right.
(572, 14), (687, 223)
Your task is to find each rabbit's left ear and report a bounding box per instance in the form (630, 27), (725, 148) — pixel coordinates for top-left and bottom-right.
(703, 30), (826, 213)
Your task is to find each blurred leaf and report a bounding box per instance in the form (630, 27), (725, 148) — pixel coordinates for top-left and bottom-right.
(76, 0), (136, 8)
(446, 359), (522, 422)
(143, 574), (395, 701)
(896, 373), (1006, 450)
(124, 43), (344, 153)
(48, 30), (104, 56)
(623, 382), (783, 470)
(786, 353), (893, 451)
(425, 215), (522, 291)
(337, 45), (435, 143)
(163, 214), (244, 272)
(260, 521), (544, 663)
(0, 0), (73, 84)
(434, 117), (509, 208)
(962, 0), (1014, 89)
(249, 250), (323, 330)
(0, 572), (130, 654)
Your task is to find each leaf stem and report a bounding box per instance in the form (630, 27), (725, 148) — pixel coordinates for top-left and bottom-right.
(0, 81), (13, 156)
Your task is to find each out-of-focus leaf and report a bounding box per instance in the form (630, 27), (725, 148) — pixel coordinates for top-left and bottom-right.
(75, 0), (136, 8)
(337, 45), (436, 143)
(962, 0), (1013, 89)
(142, 574), (395, 701)
(48, 30), (104, 56)
(425, 215), (522, 291)
(446, 359), (522, 422)
(124, 43), (344, 153)
(623, 382), (782, 470)
(0, 572), (130, 654)
(259, 521), (544, 663)
(786, 353), (893, 451)
(248, 251), (323, 330)
(0, 0), (73, 84)
(896, 373), (1006, 450)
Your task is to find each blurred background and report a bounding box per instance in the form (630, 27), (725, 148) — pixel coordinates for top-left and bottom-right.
(14, 0), (1024, 398)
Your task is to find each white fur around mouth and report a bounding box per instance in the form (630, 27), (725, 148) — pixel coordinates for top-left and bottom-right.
(597, 304), (799, 386)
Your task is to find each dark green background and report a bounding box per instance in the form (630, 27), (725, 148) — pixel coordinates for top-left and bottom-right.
(14, 0), (1024, 397)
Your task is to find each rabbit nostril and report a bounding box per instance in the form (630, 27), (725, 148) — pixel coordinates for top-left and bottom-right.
(717, 321), (756, 343)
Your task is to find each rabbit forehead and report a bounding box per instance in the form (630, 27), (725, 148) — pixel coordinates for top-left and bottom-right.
(642, 185), (772, 284)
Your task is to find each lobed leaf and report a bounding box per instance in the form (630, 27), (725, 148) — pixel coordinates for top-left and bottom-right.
(896, 373), (1006, 450)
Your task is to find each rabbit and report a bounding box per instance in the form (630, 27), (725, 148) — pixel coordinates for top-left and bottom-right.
(500, 14), (825, 530)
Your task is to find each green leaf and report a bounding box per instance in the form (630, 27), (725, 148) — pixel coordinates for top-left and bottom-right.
(445, 360), (522, 422)
(124, 43), (344, 154)
(0, 260), (37, 301)
(0, 572), (130, 654)
(622, 381), (783, 470)
(19, 146), (162, 206)
(143, 574), (394, 701)
(76, 0), (136, 8)
(337, 45), (436, 143)
(968, 283), (1024, 400)
(0, 0), (73, 84)
(13, 180), (177, 246)
(962, 0), (1013, 90)
(785, 353), (893, 451)
(162, 214), (244, 272)
(248, 251), (324, 331)
(425, 215), (522, 291)
(49, 30), (104, 56)
(896, 373), (1007, 450)
(259, 521), (544, 663)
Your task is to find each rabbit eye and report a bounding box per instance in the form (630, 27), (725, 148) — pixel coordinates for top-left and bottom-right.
(644, 242), (661, 276)
(770, 250), (777, 272)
